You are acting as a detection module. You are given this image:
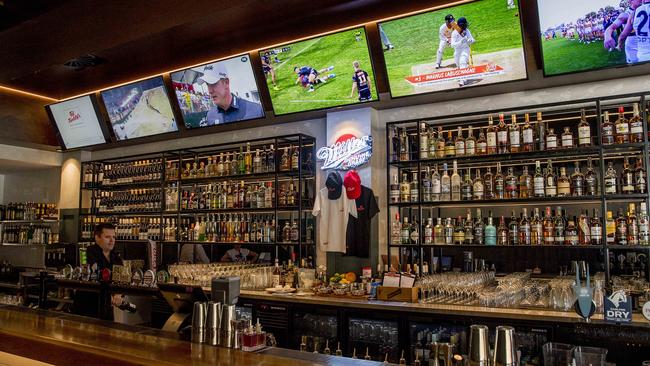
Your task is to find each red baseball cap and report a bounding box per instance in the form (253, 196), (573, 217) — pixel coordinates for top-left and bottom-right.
(343, 170), (361, 199)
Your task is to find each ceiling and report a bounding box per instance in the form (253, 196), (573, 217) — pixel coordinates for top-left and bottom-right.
(0, 0), (458, 100)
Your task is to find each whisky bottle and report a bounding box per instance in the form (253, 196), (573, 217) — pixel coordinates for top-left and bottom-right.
(531, 208), (543, 245)
(497, 216), (509, 245)
(472, 169), (484, 200)
(485, 211), (497, 246)
(451, 161), (461, 201)
(486, 116), (498, 155)
(545, 161), (557, 197)
(509, 114), (521, 153)
(400, 128), (409, 161)
(543, 206), (555, 245)
(410, 171), (419, 202)
(483, 167), (494, 200)
(245, 143), (253, 174)
(606, 211), (616, 244)
(565, 219), (579, 246)
(474, 208), (485, 245)
(441, 163), (451, 201)
(424, 218), (433, 245)
(420, 122), (429, 159)
(590, 209), (603, 245)
(455, 126), (465, 157)
(476, 129), (487, 155)
(578, 211), (590, 245)
(578, 108), (592, 146)
(401, 216), (411, 244)
(453, 216), (465, 244)
(522, 113), (535, 152)
(508, 210), (519, 245)
(585, 157), (599, 196)
(466, 125), (476, 156)
(390, 174), (400, 203)
(519, 165), (532, 199)
(432, 164), (441, 201)
(445, 130), (456, 157)
(554, 207), (566, 244)
(630, 103), (644, 143)
(615, 209), (628, 245)
(628, 203), (639, 245)
(461, 169), (473, 201)
(391, 127), (400, 162)
(601, 111), (615, 145)
(570, 162), (585, 196)
(561, 127), (574, 149)
(519, 208), (531, 245)
(537, 112), (546, 151)
(638, 202), (649, 245)
(557, 167), (570, 197)
(546, 128), (558, 150)
(391, 213), (401, 244)
(400, 173), (410, 202)
(634, 156), (647, 193)
(497, 113), (509, 153)
(444, 218), (454, 244)
(604, 162), (618, 195)
(280, 147), (290, 171)
(615, 106), (629, 144)
(422, 166), (432, 202)
(533, 160), (545, 197)
(505, 167), (518, 199)
(464, 211), (475, 244)
(435, 127), (446, 158)
(267, 144), (276, 172)
(621, 157), (635, 194)
(434, 217), (444, 244)
(494, 162), (505, 199)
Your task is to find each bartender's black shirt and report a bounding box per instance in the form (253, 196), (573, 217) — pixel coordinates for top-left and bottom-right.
(86, 244), (123, 271)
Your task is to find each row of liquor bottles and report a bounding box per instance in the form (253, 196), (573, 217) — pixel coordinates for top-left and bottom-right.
(80, 215), (314, 243)
(0, 202), (58, 221)
(167, 143), (313, 180)
(94, 188), (162, 213)
(390, 157), (646, 203)
(82, 159), (164, 185)
(391, 104), (645, 161)
(1, 223), (56, 245)
(390, 204), (650, 246)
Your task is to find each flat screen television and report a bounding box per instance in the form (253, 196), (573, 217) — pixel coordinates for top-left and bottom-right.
(379, 0), (527, 97)
(46, 94), (108, 150)
(537, 0), (649, 76)
(100, 76), (178, 141)
(259, 26), (378, 115)
(170, 54), (264, 128)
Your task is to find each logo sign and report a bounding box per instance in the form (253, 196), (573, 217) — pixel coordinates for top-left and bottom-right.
(604, 290), (632, 323)
(405, 64), (505, 87)
(317, 134), (372, 171)
(67, 109), (82, 123)
(643, 301), (650, 321)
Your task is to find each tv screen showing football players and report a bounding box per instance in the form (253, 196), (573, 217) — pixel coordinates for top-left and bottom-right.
(538, 0), (650, 76)
(46, 95), (107, 150)
(170, 55), (264, 128)
(380, 0), (526, 97)
(259, 27), (378, 115)
(100, 76), (178, 141)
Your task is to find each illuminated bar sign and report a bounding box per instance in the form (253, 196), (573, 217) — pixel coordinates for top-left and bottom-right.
(317, 133), (372, 171)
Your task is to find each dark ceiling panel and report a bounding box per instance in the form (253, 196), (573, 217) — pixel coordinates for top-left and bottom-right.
(0, 90), (58, 146)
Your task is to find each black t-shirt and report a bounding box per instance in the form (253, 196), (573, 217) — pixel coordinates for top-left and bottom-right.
(345, 186), (379, 258)
(86, 244), (123, 271)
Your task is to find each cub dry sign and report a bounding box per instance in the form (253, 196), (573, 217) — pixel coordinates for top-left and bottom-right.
(317, 134), (372, 171)
(604, 290), (632, 323)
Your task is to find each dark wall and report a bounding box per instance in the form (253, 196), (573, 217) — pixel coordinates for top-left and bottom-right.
(0, 89), (58, 147)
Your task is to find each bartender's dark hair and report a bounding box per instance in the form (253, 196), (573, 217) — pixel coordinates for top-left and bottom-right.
(94, 222), (116, 237)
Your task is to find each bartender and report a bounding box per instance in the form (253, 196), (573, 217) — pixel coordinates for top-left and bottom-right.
(86, 223), (124, 315)
(220, 244), (258, 262)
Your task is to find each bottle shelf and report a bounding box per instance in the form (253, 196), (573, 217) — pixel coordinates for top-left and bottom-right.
(0, 219), (59, 224)
(606, 245), (650, 250)
(389, 194), (647, 208)
(389, 243), (604, 249)
(165, 206), (313, 214)
(89, 211), (163, 217)
(173, 170), (315, 185)
(89, 180), (163, 190)
(161, 240), (314, 245)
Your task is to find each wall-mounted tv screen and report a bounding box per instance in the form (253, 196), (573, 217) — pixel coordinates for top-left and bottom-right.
(538, 0), (649, 76)
(380, 0), (527, 97)
(170, 54), (264, 128)
(100, 76), (178, 141)
(46, 94), (107, 150)
(259, 27), (378, 115)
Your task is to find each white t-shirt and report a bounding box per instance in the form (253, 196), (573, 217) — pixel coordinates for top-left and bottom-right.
(312, 187), (358, 253)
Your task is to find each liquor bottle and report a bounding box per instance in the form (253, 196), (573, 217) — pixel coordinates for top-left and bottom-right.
(390, 174), (400, 203)
(424, 218), (433, 244)
(400, 173), (410, 202)
(497, 113), (509, 154)
(441, 163), (451, 201)
(444, 218), (454, 245)
(621, 157), (635, 194)
(494, 162), (505, 199)
(561, 127), (574, 149)
(629, 103), (644, 143)
(519, 165), (532, 199)
(401, 216), (411, 244)
(537, 112), (546, 151)
(291, 145), (300, 171)
(627, 203), (639, 246)
(565, 219), (579, 246)
(578, 109), (592, 146)
(410, 129), (419, 161)
(485, 211), (496, 246)
(638, 202), (649, 245)
(466, 125), (476, 156)
(615, 106), (629, 144)
(509, 114), (521, 153)
(519, 208), (531, 245)
(267, 144), (276, 172)
(410, 172), (419, 203)
(455, 126), (465, 157)
(435, 127), (446, 158)
(453, 216), (465, 244)
(238, 147), (247, 175)
(545, 160), (557, 197)
(505, 167), (518, 199)
(391, 127), (400, 162)
(533, 160), (545, 198)
(451, 160), (461, 201)
(590, 209), (603, 245)
(461, 169), (473, 201)
(606, 211), (616, 244)
(244, 143), (253, 174)
(522, 113), (535, 152)
(400, 128), (410, 161)
(615, 209), (628, 245)
(531, 208), (543, 245)
(464, 210), (474, 244)
(578, 211), (590, 245)
(474, 208), (485, 245)
(428, 127), (437, 158)
(554, 207), (565, 244)
(434, 217), (444, 244)
(422, 167), (432, 202)
(497, 216), (509, 245)
(476, 129), (487, 155)
(585, 157), (599, 196)
(484, 118), (496, 156)
(546, 128), (558, 150)
(445, 130), (456, 157)
(272, 259), (281, 287)
(543, 206), (555, 245)
(604, 161), (618, 195)
(602, 111), (615, 145)
(634, 156), (647, 193)
(420, 122), (429, 159)
(391, 213), (401, 244)
(483, 167), (494, 200)
(432, 164), (441, 202)
(570, 162), (585, 196)
(472, 169), (484, 200)
(507, 210), (519, 245)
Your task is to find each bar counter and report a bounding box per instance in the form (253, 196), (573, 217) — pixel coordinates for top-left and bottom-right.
(0, 305), (382, 366)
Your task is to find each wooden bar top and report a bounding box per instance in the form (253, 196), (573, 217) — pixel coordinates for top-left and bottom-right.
(239, 290), (650, 327)
(0, 305), (382, 366)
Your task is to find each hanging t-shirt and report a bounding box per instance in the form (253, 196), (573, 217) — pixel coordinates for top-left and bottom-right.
(345, 186), (379, 258)
(312, 187), (358, 253)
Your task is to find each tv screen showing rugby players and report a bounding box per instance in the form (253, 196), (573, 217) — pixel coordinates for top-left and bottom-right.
(46, 95), (107, 149)
(170, 55), (264, 128)
(538, 0), (650, 76)
(259, 27), (378, 115)
(100, 76), (178, 141)
(379, 0), (527, 97)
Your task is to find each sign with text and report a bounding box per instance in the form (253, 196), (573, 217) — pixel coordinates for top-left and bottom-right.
(604, 290), (632, 323)
(317, 133), (372, 171)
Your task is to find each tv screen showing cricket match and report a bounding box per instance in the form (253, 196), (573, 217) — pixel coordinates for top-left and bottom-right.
(538, 0), (650, 76)
(170, 55), (264, 128)
(100, 76), (178, 141)
(259, 27), (378, 115)
(379, 0), (527, 97)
